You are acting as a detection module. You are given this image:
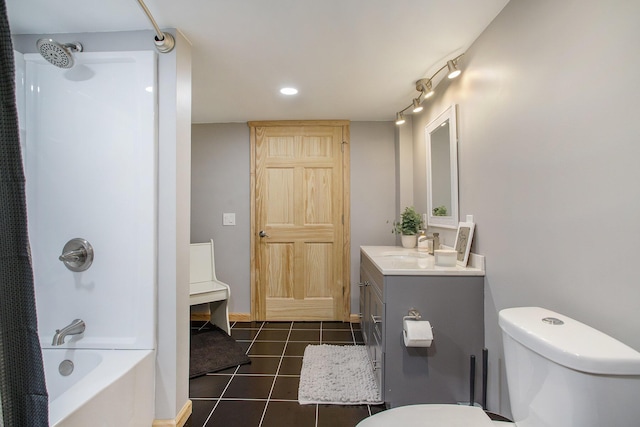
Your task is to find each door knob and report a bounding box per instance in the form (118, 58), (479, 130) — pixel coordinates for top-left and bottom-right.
(259, 230), (270, 238)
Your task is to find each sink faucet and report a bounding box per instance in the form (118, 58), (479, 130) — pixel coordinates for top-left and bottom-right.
(52, 319), (85, 346)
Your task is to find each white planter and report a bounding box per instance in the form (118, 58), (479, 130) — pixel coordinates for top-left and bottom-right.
(401, 234), (417, 248)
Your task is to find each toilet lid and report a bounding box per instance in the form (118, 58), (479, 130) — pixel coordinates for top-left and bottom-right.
(356, 404), (496, 427)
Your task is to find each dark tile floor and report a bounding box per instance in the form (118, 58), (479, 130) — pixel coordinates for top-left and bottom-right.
(187, 321), (386, 427)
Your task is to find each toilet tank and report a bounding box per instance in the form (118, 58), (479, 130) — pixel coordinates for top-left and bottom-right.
(498, 307), (640, 427)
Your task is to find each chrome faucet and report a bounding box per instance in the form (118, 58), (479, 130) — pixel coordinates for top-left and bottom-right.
(52, 319), (85, 346)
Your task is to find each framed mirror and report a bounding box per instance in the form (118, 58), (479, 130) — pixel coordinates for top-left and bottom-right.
(425, 104), (458, 228)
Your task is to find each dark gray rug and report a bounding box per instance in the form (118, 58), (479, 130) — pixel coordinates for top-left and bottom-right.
(190, 324), (251, 378)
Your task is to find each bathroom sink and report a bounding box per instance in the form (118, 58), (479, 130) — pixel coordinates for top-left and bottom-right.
(375, 251), (435, 270)
(381, 251), (429, 259)
(360, 246), (485, 276)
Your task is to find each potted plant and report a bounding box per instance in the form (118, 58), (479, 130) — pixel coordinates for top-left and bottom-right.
(393, 206), (423, 248)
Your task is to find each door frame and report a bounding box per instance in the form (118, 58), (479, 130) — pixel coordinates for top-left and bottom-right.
(248, 120), (351, 321)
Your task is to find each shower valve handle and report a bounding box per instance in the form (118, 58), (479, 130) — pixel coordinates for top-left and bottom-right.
(59, 248), (86, 263)
(59, 238), (94, 272)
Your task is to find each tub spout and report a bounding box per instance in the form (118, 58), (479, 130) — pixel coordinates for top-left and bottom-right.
(52, 319), (85, 346)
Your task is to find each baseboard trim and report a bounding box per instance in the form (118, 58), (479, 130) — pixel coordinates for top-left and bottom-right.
(190, 312), (210, 321)
(192, 313), (360, 323)
(152, 400), (192, 427)
(229, 312), (251, 322)
(191, 312), (251, 322)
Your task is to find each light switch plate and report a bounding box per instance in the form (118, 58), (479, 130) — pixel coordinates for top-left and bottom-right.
(223, 213), (236, 226)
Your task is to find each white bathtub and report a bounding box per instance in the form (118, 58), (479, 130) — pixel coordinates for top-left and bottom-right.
(42, 349), (155, 426)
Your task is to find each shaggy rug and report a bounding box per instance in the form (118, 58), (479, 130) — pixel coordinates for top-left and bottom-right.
(298, 344), (382, 405)
(189, 324), (250, 378)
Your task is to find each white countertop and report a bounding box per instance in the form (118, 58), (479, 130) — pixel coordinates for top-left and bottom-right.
(361, 246), (485, 276)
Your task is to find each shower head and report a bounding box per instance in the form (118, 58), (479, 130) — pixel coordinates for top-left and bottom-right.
(36, 39), (83, 69)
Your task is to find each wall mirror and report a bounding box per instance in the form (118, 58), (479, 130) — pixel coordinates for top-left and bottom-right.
(425, 104), (458, 228)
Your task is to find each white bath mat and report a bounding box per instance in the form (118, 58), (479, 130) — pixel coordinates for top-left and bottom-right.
(298, 344), (382, 405)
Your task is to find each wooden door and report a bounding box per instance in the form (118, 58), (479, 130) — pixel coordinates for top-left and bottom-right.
(250, 121), (350, 321)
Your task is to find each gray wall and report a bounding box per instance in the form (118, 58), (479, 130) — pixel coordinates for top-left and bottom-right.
(349, 122), (398, 311)
(410, 0), (640, 417)
(191, 123), (251, 313)
(191, 121), (396, 314)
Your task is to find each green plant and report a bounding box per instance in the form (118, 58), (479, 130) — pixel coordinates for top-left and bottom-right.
(393, 206), (422, 235)
(433, 205), (448, 216)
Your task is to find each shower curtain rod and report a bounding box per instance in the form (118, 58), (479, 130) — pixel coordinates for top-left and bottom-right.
(135, 0), (175, 53)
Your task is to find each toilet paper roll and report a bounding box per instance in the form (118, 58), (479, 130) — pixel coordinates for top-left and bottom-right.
(403, 319), (433, 347)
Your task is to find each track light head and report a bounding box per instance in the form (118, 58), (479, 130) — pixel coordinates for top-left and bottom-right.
(395, 112), (406, 125)
(447, 60), (461, 79)
(412, 98), (423, 113)
(416, 78), (434, 99)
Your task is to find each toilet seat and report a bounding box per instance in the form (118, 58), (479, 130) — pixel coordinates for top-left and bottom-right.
(356, 404), (514, 427)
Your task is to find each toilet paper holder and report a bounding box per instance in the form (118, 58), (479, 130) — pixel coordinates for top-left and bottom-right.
(402, 308), (433, 348)
(403, 308), (422, 321)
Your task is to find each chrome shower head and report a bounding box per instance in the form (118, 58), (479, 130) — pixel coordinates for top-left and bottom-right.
(36, 38), (83, 69)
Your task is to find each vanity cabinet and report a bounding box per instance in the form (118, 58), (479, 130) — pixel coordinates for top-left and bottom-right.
(360, 264), (384, 390)
(360, 247), (485, 408)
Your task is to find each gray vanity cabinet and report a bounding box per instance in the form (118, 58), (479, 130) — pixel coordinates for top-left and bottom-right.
(360, 251), (484, 408)
(360, 264), (384, 391)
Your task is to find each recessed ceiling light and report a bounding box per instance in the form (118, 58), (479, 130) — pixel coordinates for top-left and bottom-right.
(280, 87), (298, 95)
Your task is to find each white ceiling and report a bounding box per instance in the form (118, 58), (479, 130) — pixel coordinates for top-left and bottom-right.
(6, 0), (509, 123)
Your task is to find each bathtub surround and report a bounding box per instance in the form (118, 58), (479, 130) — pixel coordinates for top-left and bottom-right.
(43, 349), (154, 426)
(0, 3), (48, 423)
(19, 49), (156, 425)
(24, 50), (157, 350)
(12, 29), (193, 425)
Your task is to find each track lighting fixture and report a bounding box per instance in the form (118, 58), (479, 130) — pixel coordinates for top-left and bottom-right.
(412, 98), (423, 113)
(394, 54), (464, 125)
(447, 60), (461, 79)
(416, 78), (434, 99)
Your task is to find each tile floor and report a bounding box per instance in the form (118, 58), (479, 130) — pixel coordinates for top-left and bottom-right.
(187, 321), (386, 427)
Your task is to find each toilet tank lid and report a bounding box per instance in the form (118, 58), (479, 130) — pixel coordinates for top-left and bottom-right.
(499, 307), (640, 375)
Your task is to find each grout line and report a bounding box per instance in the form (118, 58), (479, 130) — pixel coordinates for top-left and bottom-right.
(227, 373), (280, 377)
(201, 370), (236, 427)
(216, 397), (270, 402)
(350, 322), (356, 344)
(257, 322), (293, 427)
(244, 322), (265, 355)
(197, 320), (211, 332)
(202, 322), (264, 427)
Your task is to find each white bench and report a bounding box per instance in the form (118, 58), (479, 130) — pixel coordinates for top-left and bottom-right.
(189, 239), (231, 334)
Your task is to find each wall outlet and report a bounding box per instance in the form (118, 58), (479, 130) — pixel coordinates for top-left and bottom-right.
(466, 214), (474, 223)
(223, 213), (236, 226)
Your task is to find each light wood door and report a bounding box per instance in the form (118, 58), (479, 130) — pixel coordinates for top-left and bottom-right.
(250, 121), (350, 321)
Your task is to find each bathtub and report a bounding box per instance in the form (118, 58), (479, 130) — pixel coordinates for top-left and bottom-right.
(42, 349), (155, 426)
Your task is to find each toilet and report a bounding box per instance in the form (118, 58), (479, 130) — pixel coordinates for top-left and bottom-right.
(357, 306), (640, 427)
